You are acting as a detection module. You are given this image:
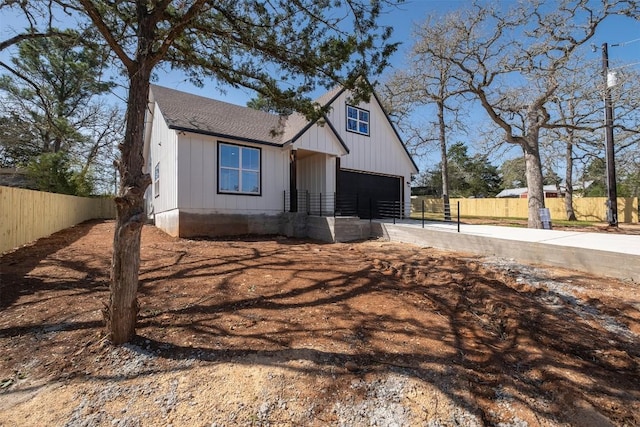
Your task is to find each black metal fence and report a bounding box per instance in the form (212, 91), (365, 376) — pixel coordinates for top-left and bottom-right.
(283, 191), (410, 221)
(413, 197), (461, 232)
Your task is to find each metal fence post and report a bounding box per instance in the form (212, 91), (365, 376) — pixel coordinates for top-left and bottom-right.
(422, 199), (425, 228)
(393, 201), (396, 224)
(457, 201), (460, 233)
(333, 193), (336, 217)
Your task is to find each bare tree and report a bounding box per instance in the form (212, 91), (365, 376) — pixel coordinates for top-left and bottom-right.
(546, 50), (640, 219)
(418, 0), (633, 228)
(544, 56), (602, 221)
(382, 13), (468, 220)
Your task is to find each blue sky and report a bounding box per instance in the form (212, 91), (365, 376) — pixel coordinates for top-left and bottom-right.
(1, 0), (639, 171)
(153, 0), (469, 104)
(1, 0), (638, 105)
(151, 1), (640, 107)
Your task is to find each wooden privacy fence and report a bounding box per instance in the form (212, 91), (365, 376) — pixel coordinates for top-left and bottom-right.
(411, 196), (638, 223)
(0, 186), (116, 254)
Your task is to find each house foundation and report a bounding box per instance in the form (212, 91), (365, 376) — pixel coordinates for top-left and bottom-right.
(152, 210), (375, 243)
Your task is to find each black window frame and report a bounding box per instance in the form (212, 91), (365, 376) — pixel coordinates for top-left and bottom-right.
(217, 141), (262, 196)
(346, 104), (370, 136)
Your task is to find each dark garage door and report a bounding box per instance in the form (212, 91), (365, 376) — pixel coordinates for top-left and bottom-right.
(337, 170), (402, 219)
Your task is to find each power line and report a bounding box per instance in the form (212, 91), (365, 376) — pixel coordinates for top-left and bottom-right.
(612, 37), (640, 47)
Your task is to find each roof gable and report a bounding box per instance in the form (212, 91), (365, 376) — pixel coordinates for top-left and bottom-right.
(317, 86), (419, 174)
(281, 86), (345, 143)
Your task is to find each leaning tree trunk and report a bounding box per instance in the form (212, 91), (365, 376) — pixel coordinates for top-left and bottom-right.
(106, 66), (152, 344)
(522, 136), (545, 229)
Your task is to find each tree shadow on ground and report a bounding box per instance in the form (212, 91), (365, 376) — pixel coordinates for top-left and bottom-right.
(0, 220), (110, 310)
(130, 243), (639, 425)
(1, 223), (638, 425)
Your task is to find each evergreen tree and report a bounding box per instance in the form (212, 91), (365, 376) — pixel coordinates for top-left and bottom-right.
(0, 30), (117, 194)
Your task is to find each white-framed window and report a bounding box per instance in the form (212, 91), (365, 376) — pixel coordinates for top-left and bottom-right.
(218, 142), (261, 195)
(154, 162), (160, 197)
(346, 105), (370, 136)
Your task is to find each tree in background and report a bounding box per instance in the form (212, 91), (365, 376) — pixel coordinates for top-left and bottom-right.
(419, 142), (501, 198)
(1, 0), (402, 344)
(0, 30), (119, 194)
(414, 1), (634, 228)
(604, 65), (640, 199)
(382, 12), (468, 220)
(542, 51), (640, 220)
(581, 157), (607, 197)
(499, 157), (527, 189)
(24, 151), (87, 195)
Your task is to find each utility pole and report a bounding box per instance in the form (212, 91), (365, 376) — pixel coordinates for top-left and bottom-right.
(602, 42), (618, 227)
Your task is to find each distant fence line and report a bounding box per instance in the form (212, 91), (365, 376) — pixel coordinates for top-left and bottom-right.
(411, 196), (638, 223)
(0, 186), (116, 254)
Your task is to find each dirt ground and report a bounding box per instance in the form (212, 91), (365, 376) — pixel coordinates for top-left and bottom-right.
(0, 220), (639, 427)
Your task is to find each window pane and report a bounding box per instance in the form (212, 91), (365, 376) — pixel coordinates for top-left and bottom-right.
(347, 106), (358, 119)
(359, 110), (369, 122)
(220, 168), (239, 192)
(242, 147), (259, 170)
(220, 144), (239, 168)
(347, 119), (357, 131)
(241, 171), (259, 193)
(359, 122), (369, 134)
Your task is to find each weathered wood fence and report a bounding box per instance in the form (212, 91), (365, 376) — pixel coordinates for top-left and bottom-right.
(0, 186), (116, 253)
(411, 196), (638, 223)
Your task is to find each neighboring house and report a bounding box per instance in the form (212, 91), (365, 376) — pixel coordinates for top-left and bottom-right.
(496, 185), (559, 198)
(559, 180), (594, 196)
(143, 84), (418, 241)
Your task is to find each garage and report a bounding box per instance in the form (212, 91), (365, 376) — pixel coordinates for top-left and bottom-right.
(336, 169), (402, 219)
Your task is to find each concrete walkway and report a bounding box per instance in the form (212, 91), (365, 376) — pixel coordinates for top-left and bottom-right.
(376, 219), (640, 281)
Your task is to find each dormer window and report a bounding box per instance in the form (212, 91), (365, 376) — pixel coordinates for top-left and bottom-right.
(346, 105), (370, 136)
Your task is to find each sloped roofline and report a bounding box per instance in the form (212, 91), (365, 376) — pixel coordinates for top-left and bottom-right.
(283, 86), (350, 154)
(370, 88), (419, 174)
(150, 85), (285, 146)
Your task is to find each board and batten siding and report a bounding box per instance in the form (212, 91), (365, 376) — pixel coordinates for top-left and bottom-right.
(328, 92), (414, 179)
(150, 102), (179, 213)
(326, 91), (415, 209)
(292, 122), (347, 157)
(177, 133), (289, 214)
(297, 153), (336, 195)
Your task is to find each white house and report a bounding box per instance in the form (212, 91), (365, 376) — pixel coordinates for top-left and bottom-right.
(143, 84), (418, 241)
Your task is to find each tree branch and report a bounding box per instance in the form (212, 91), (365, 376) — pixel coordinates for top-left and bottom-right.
(76, 0), (134, 72)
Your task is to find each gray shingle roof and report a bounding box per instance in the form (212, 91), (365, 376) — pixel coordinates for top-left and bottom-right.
(150, 84), (347, 147)
(150, 85), (286, 145)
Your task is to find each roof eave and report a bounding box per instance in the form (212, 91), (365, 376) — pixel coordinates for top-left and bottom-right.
(169, 125), (284, 147)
